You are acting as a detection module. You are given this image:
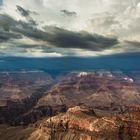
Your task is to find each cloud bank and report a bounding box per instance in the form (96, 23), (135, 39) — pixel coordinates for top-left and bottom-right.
(0, 0), (140, 57)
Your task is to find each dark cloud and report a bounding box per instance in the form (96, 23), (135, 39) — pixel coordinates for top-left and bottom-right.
(16, 5), (37, 25)
(122, 40), (140, 52)
(16, 5), (30, 17)
(43, 26), (118, 51)
(125, 40), (140, 47)
(0, 13), (36, 31)
(0, 13), (118, 51)
(60, 9), (77, 17)
(0, 14), (17, 31)
(13, 25), (118, 51)
(0, 14), (37, 42)
(12, 25), (48, 41)
(16, 5), (38, 16)
(0, 31), (22, 42)
(18, 44), (42, 49)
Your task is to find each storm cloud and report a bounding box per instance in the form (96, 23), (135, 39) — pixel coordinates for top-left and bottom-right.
(0, 0), (140, 57)
(0, 31), (22, 42)
(16, 5), (30, 17)
(0, 13), (118, 51)
(60, 9), (77, 17)
(43, 27), (118, 51)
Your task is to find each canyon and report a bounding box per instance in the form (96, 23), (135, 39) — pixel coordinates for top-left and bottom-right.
(0, 70), (140, 140)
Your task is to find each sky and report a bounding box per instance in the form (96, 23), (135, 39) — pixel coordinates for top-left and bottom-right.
(0, 0), (140, 57)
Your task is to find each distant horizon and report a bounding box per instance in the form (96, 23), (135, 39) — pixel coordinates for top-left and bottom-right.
(0, 53), (140, 72)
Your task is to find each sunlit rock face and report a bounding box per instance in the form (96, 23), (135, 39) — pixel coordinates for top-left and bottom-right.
(37, 71), (140, 114)
(34, 105), (140, 140)
(1, 105), (140, 140)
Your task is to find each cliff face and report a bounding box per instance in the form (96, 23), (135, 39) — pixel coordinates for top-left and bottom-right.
(0, 71), (140, 140)
(0, 71), (53, 106)
(1, 71), (139, 125)
(35, 105), (140, 140)
(1, 105), (140, 140)
(0, 71), (54, 125)
(37, 71), (140, 114)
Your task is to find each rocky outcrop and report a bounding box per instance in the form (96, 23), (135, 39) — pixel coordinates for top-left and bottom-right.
(36, 105), (140, 140)
(1, 105), (140, 140)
